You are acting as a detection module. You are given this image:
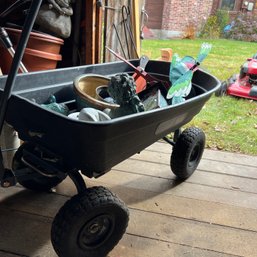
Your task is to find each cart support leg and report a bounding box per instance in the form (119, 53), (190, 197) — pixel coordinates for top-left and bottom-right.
(0, 152), (16, 187)
(68, 170), (87, 194)
(174, 129), (181, 142)
(163, 128), (182, 146)
(163, 137), (175, 146)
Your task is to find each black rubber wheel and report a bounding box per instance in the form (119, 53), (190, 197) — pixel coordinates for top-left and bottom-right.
(215, 81), (228, 96)
(51, 186), (129, 257)
(12, 143), (66, 191)
(170, 127), (205, 180)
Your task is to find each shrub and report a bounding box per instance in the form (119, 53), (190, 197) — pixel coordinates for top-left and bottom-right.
(228, 14), (257, 42)
(199, 9), (229, 39)
(199, 15), (220, 39)
(216, 9), (230, 36)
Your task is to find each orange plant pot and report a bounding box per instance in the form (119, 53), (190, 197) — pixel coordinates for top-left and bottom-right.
(4, 27), (64, 54)
(0, 47), (62, 74)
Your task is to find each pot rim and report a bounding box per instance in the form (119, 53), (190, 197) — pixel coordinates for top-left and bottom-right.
(5, 27), (64, 45)
(25, 48), (62, 61)
(74, 74), (120, 109)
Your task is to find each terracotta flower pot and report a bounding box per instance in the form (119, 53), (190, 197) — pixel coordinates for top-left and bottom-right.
(0, 46), (62, 74)
(4, 27), (64, 54)
(0, 27), (63, 74)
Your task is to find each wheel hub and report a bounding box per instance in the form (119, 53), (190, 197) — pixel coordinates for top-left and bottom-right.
(78, 214), (114, 249)
(189, 144), (200, 167)
(89, 223), (102, 234)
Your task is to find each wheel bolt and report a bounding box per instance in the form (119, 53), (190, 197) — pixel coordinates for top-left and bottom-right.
(90, 223), (100, 233)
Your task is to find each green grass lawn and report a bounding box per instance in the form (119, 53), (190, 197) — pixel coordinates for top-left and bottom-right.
(142, 39), (257, 155)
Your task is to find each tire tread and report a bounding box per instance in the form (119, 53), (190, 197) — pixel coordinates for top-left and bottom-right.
(171, 127), (205, 179)
(51, 186), (129, 257)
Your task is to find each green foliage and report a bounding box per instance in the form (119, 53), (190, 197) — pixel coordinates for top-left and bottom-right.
(199, 10), (229, 39)
(188, 96), (257, 154)
(216, 9), (230, 36)
(227, 14), (257, 42)
(142, 39), (257, 155)
(199, 16), (220, 39)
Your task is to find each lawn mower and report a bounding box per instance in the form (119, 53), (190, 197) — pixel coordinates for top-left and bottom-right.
(216, 54), (257, 100)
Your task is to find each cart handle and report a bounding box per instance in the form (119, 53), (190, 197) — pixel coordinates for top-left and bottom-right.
(0, 0), (42, 134)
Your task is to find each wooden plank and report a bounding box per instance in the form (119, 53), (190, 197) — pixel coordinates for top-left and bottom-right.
(0, 182), (257, 256)
(95, 3), (103, 63)
(80, 0), (103, 64)
(85, 0), (96, 64)
(0, 209), (55, 257)
(1, 145), (257, 256)
(129, 148), (257, 179)
(203, 148), (257, 166)
(90, 170), (257, 209)
(2, 186), (250, 257)
(0, 205), (238, 257)
(2, 180), (257, 233)
(189, 170), (257, 194)
(131, 147), (257, 172)
(1, 187), (257, 257)
(0, 186), (66, 217)
(10, 160), (251, 215)
(59, 180), (257, 233)
(105, 0), (130, 62)
(198, 159), (257, 179)
(102, 185), (257, 233)
(117, 155), (257, 180)
(104, 0), (139, 61)
(146, 142), (257, 167)
(114, 159), (257, 194)
(131, 0), (141, 56)
(126, 209), (257, 257)
(110, 234), (237, 257)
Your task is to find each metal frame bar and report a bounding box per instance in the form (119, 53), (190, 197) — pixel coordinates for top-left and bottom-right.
(0, 0), (43, 186)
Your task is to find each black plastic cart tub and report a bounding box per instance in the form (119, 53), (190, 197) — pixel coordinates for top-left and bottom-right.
(0, 1), (221, 256)
(0, 60), (220, 178)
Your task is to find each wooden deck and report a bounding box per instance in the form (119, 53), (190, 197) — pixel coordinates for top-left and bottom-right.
(1, 141), (257, 257)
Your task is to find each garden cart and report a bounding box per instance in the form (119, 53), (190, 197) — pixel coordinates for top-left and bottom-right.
(0, 1), (220, 256)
